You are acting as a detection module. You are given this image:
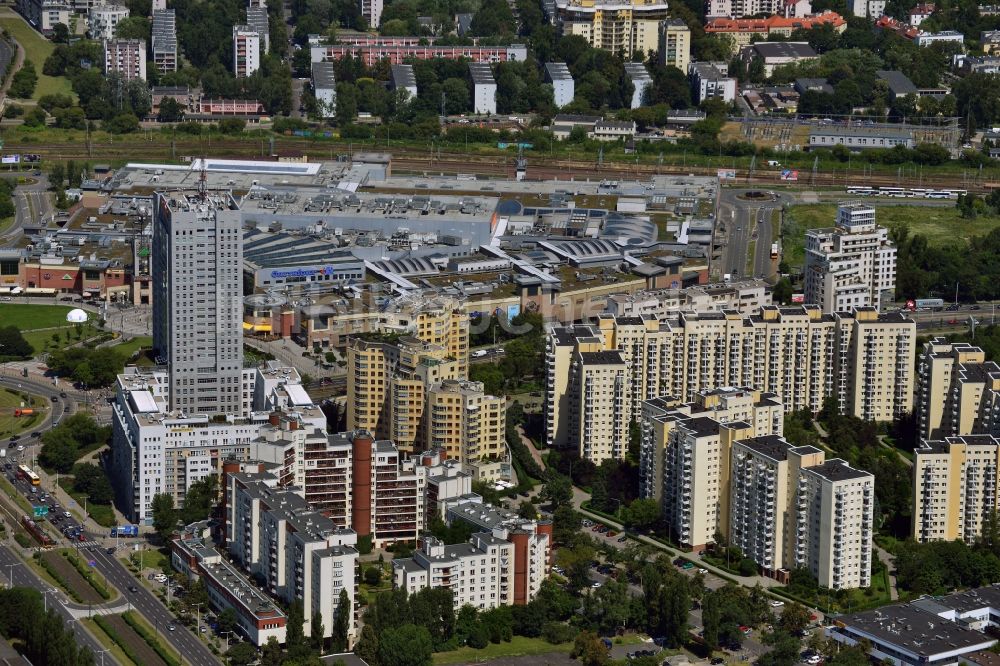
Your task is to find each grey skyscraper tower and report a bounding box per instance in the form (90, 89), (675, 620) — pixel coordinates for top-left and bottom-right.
(152, 190), (244, 416)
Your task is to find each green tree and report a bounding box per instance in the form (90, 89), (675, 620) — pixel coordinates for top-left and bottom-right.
(541, 475), (573, 507)
(260, 636), (283, 666)
(378, 624), (433, 666)
(10, 61), (38, 99)
(180, 474), (217, 524)
(773, 277), (794, 305)
(0, 328), (32, 359)
(311, 609), (325, 653)
(226, 641), (257, 666)
(286, 600), (310, 660)
(331, 588), (351, 652)
(572, 630), (610, 666)
(150, 493), (176, 541)
(217, 607), (238, 634)
(157, 97), (185, 122)
(354, 623), (378, 665)
(622, 498), (660, 531)
(778, 602), (811, 635)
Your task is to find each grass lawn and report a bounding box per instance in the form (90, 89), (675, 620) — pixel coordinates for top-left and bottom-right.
(120, 546), (169, 574)
(0, 387), (46, 438)
(781, 203), (1000, 269)
(22, 324), (101, 356)
(433, 637), (573, 665)
(112, 336), (153, 360)
(1, 303), (76, 329)
(0, 10), (73, 100)
(58, 477), (116, 527)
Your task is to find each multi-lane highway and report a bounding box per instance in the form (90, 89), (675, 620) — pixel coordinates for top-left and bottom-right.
(716, 189), (789, 281)
(84, 546), (219, 666)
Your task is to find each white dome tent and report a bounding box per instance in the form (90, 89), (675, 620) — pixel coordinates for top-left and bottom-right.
(66, 309), (88, 324)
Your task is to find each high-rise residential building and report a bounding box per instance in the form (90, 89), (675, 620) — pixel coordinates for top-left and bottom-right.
(424, 380), (506, 463)
(359, 0), (383, 29)
(546, 307), (916, 464)
(89, 3), (128, 41)
(804, 203), (897, 313)
(912, 435), (1000, 543)
(916, 338), (1000, 441)
(246, 4), (270, 54)
(151, 191), (244, 417)
(469, 63), (497, 115)
(233, 25), (261, 77)
(347, 336), (464, 453)
(393, 505), (550, 609)
(640, 387), (784, 504)
(689, 61), (737, 103)
(730, 437), (826, 574)
(104, 38), (147, 81)
(549, 0), (669, 56)
(794, 458), (874, 589)
(152, 9), (178, 73)
(226, 474), (359, 644)
(658, 19), (691, 72)
(544, 62), (575, 108)
(663, 416), (753, 550)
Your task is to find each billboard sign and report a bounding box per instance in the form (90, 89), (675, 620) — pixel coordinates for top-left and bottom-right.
(717, 169), (736, 180)
(1, 155), (20, 164)
(780, 169), (799, 181)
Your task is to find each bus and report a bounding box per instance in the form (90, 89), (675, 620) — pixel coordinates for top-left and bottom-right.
(846, 186), (876, 196)
(17, 465), (39, 486)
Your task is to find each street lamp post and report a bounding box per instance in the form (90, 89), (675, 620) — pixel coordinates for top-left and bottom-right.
(193, 601), (202, 637)
(94, 648), (109, 666)
(5, 562), (18, 587)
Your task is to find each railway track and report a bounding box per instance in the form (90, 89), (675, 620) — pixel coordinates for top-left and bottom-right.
(7, 136), (995, 192)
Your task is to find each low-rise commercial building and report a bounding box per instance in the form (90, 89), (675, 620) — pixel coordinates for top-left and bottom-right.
(808, 125), (916, 151)
(740, 41), (817, 77)
(172, 534), (288, 646)
(704, 11), (846, 51)
(829, 592), (1000, 666)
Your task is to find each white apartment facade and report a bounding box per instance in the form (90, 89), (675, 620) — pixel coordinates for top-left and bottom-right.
(804, 204), (897, 313)
(544, 62), (575, 108)
(105, 38), (147, 81)
(469, 63), (497, 115)
(689, 61), (737, 103)
(226, 475), (359, 644)
(17, 0), (70, 32)
(89, 3), (128, 40)
(233, 25), (261, 77)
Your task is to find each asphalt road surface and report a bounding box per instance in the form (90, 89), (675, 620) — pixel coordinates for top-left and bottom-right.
(0, 545), (117, 664)
(716, 189), (789, 281)
(84, 545), (219, 666)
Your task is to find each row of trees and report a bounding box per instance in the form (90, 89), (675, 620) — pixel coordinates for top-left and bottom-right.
(892, 219), (1000, 303)
(0, 587), (95, 664)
